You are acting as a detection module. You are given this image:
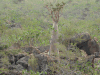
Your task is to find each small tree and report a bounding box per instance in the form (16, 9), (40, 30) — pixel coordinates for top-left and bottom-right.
(45, 1), (66, 56)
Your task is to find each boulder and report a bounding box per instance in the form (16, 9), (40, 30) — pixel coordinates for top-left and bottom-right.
(37, 45), (50, 53)
(63, 32), (100, 55)
(14, 54), (25, 64)
(35, 54), (48, 72)
(35, 54), (59, 72)
(0, 71), (22, 75)
(8, 54), (30, 71)
(8, 64), (24, 71)
(8, 65), (16, 70)
(8, 54), (15, 64)
(21, 46), (40, 55)
(70, 32), (91, 44)
(16, 56), (29, 69)
(86, 55), (95, 68)
(88, 39), (99, 55)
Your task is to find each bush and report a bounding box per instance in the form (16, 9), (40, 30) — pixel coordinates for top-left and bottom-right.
(28, 54), (38, 72)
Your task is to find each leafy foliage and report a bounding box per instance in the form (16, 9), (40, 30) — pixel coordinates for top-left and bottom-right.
(0, 0), (100, 74)
(28, 54), (38, 72)
(22, 70), (46, 75)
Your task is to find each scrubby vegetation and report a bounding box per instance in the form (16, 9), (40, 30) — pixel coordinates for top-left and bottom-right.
(0, 0), (100, 75)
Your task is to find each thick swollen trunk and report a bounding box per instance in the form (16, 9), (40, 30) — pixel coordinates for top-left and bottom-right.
(49, 21), (58, 55)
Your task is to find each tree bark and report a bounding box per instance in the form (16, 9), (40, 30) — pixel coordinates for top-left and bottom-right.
(49, 21), (58, 55)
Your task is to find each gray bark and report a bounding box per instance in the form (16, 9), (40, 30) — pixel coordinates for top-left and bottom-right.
(49, 21), (58, 55)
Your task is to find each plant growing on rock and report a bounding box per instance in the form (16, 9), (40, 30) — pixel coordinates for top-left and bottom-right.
(45, 0), (66, 56)
(0, 52), (10, 73)
(28, 54), (38, 72)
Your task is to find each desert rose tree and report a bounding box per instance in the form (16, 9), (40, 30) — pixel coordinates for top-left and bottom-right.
(45, 1), (66, 56)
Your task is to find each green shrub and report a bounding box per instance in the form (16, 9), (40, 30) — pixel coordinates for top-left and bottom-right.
(5, 49), (22, 55)
(28, 55), (38, 72)
(22, 70), (45, 75)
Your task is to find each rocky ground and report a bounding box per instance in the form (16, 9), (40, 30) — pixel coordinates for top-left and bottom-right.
(0, 32), (100, 75)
